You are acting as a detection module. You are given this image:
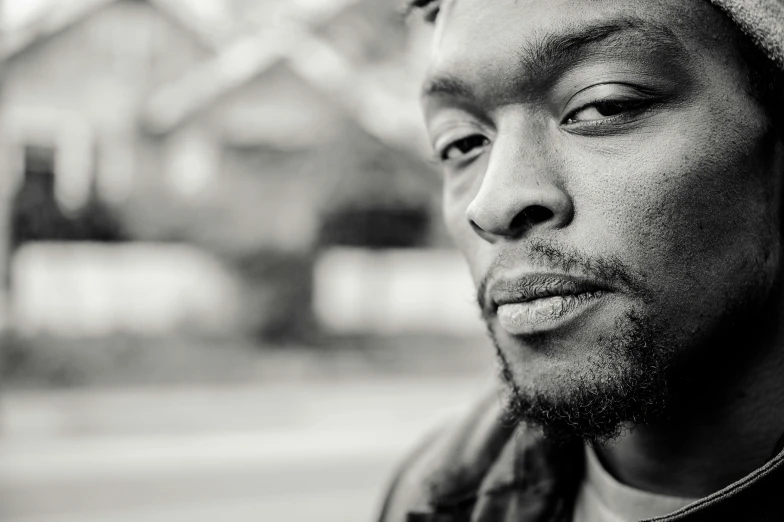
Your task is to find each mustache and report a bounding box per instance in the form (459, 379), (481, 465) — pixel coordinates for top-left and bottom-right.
(476, 239), (649, 314)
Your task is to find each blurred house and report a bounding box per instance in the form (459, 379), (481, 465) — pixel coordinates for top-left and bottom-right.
(0, 0), (225, 215)
(134, 4), (440, 337)
(0, 0), (446, 339)
(0, 0), (229, 334)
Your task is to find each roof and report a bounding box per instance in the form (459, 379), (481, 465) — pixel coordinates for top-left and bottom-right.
(0, 0), (232, 61)
(141, 0), (427, 154)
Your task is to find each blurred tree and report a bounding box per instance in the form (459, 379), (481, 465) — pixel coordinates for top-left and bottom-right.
(11, 145), (127, 251)
(314, 0), (409, 66)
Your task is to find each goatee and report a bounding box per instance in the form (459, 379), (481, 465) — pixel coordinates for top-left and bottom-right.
(492, 310), (674, 445)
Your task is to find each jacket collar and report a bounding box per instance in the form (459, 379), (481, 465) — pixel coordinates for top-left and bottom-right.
(413, 394), (784, 522)
(415, 395), (583, 522)
(654, 445), (784, 521)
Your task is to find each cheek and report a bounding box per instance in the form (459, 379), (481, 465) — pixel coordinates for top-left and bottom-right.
(442, 171), (487, 283)
(571, 119), (782, 319)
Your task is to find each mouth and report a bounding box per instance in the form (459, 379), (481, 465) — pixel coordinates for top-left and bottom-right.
(489, 274), (609, 336)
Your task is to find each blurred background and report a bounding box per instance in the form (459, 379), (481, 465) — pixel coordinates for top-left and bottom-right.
(0, 1), (497, 521)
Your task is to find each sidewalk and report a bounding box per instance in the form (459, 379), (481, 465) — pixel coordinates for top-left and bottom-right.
(0, 375), (493, 522)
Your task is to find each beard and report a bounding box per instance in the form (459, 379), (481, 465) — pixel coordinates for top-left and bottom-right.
(477, 239), (678, 445)
(490, 309), (675, 446)
(478, 237), (780, 447)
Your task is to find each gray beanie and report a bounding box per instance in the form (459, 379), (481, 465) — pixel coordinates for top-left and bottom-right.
(712, 0), (784, 68)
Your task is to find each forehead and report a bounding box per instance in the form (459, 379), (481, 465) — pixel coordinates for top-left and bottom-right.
(426, 0), (739, 90)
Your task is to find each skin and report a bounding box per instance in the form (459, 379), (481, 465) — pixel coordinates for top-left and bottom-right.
(421, 0), (784, 498)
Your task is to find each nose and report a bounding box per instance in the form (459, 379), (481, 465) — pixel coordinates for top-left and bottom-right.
(466, 135), (573, 242)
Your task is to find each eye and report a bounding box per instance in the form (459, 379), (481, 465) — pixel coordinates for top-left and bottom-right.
(440, 135), (490, 162)
(564, 99), (647, 125)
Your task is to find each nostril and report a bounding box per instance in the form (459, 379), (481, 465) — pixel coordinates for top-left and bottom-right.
(510, 205), (553, 231)
(526, 205), (554, 223)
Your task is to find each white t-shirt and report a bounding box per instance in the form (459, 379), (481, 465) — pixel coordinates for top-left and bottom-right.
(572, 446), (699, 522)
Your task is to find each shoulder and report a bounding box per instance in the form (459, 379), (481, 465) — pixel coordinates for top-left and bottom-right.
(377, 391), (586, 522)
(376, 392), (517, 522)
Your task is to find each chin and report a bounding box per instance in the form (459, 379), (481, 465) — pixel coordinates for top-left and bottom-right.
(488, 308), (676, 444)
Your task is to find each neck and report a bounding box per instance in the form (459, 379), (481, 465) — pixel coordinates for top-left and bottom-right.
(596, 312), (784, 498)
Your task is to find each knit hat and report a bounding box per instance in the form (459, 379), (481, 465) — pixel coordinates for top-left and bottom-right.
(712, 0), (784, 68)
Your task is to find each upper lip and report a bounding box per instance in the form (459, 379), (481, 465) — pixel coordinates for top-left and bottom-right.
(488, 273), (609, 312)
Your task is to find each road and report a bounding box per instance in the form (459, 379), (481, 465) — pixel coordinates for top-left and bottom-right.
(0, 376), (492, 522)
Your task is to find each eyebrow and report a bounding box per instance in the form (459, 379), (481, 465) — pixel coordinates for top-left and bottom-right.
(422, 17), (685, 100)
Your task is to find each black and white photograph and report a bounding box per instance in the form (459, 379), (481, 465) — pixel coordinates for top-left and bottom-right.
(1, 0), (784, 521)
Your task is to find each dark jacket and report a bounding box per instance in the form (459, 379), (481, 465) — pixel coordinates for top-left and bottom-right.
(377, 393), (784, 522)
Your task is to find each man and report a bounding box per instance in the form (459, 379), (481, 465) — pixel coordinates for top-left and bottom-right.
(378, 0), (784, 520)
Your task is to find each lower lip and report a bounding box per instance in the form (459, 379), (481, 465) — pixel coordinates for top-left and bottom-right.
(496, 291), (606, 336)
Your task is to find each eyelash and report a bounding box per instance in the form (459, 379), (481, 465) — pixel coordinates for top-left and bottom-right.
(562, 98), (652, 126)
(438, 135), (489, 163)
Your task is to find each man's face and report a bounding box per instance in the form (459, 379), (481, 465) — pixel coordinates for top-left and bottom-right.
(421, 0), (784, 441)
